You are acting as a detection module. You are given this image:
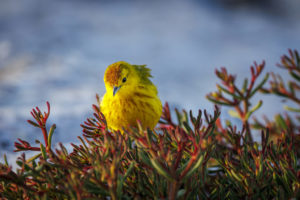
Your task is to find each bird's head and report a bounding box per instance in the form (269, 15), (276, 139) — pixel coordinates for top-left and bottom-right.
(103, 61), (152, 96)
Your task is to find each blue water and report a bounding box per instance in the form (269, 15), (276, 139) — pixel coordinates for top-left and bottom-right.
(0, 0), (299, 162)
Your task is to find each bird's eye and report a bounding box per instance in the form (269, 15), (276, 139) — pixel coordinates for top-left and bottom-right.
(122, 77), (127, 83)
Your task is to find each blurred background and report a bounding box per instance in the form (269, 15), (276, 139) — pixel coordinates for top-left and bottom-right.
(0, 0), (299, 160)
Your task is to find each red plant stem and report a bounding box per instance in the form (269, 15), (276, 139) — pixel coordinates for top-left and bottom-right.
(28, 147), (41, 151)
(41, 126), (48, 149)
(234, 100), (253, 143)
(173, 147), (183, 171)
(247, 78), (255, 97)
(233, 85), (243, 97)
(168, 181), (179, 200)
(14, 146), (40, 152)
(202, 122), (214, 139)
(219, 96), (236, 105)
(234, 105), (243, 118)
(75, 186), (82, 200)
(244, 121), (252, 143)
(180, 154), (197, 179)
(243, 100), (253, 143)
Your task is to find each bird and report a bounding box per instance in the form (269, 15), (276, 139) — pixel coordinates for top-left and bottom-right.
(100, 61), (162, 131)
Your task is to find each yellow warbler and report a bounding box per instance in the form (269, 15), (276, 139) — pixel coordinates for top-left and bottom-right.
(100, 61), (162, 131)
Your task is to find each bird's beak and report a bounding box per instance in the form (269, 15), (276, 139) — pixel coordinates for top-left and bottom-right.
(113, 86), (121, 96)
